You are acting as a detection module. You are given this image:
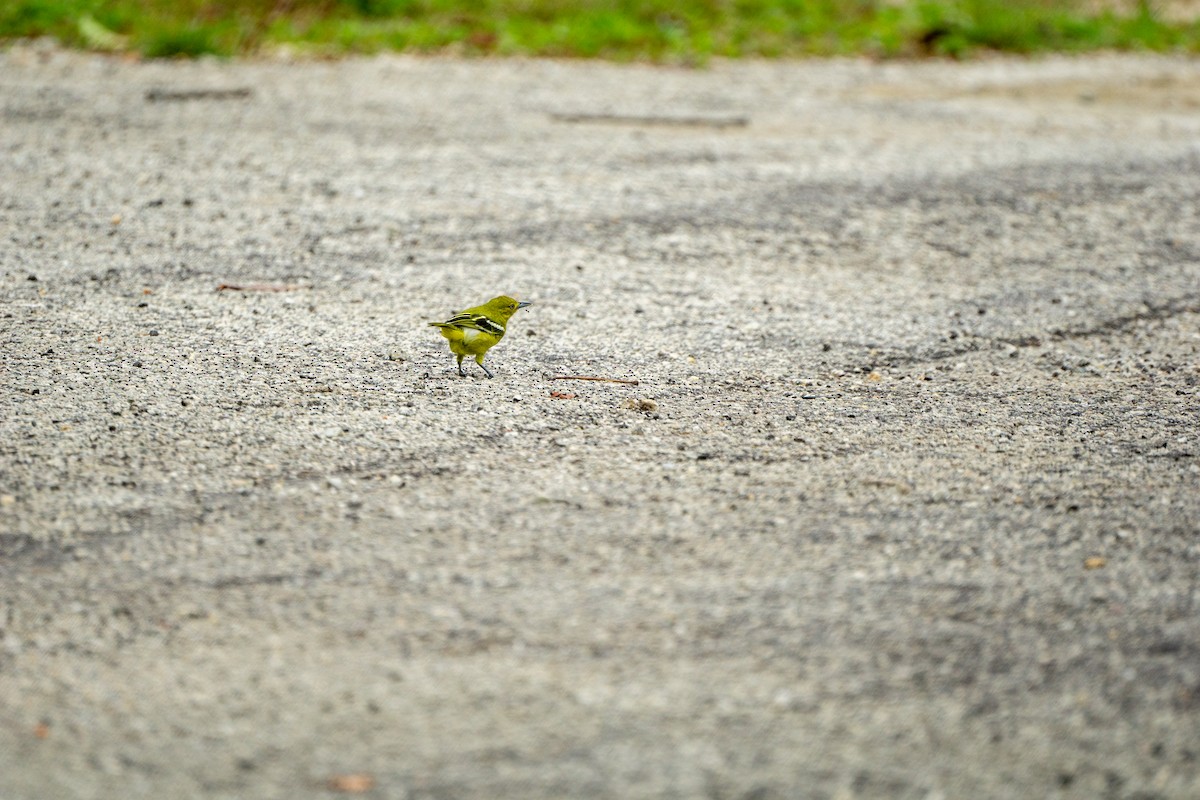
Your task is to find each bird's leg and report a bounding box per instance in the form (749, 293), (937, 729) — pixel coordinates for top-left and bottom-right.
(478, 362), (494, 379)
(456, 355), (466, 377)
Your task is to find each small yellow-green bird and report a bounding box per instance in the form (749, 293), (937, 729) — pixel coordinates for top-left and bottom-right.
(428, 295), (531, 378)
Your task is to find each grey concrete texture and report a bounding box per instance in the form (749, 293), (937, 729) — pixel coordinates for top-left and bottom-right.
(1, 43), (1199, 799)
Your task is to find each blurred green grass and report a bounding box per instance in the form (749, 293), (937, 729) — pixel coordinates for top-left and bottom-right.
(2, 1), (1198, 60)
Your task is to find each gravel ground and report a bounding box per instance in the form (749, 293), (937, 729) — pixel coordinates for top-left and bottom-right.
(1, 44), (1199, 800)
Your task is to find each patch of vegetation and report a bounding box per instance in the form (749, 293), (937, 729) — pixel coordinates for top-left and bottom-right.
(1, 1), (1197, 60)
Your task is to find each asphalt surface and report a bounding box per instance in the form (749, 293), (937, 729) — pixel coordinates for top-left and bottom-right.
(1, 44), (1199, 799)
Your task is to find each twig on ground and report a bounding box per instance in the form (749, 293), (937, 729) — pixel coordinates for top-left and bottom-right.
(552, 375), (639, 385)
(216, 283), (309, 292)
(549, 112), (748, 129)
(146, 88), (253, 103)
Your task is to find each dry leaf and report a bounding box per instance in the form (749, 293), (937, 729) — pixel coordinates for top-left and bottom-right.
(549, 391), (577, 400)
(1084, 556), (1107, 570)
(326, 774), (375, 793)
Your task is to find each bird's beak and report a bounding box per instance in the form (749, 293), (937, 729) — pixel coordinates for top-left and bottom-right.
(517, 301), (532, 309)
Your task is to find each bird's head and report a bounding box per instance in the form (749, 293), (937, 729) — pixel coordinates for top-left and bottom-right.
(485, 295), (532, 321)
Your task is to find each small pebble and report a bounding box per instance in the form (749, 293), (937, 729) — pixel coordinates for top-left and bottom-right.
(622, 397), (658, 412)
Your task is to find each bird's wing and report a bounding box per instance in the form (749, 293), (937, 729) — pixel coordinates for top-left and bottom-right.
(439, 312), (505, 335)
